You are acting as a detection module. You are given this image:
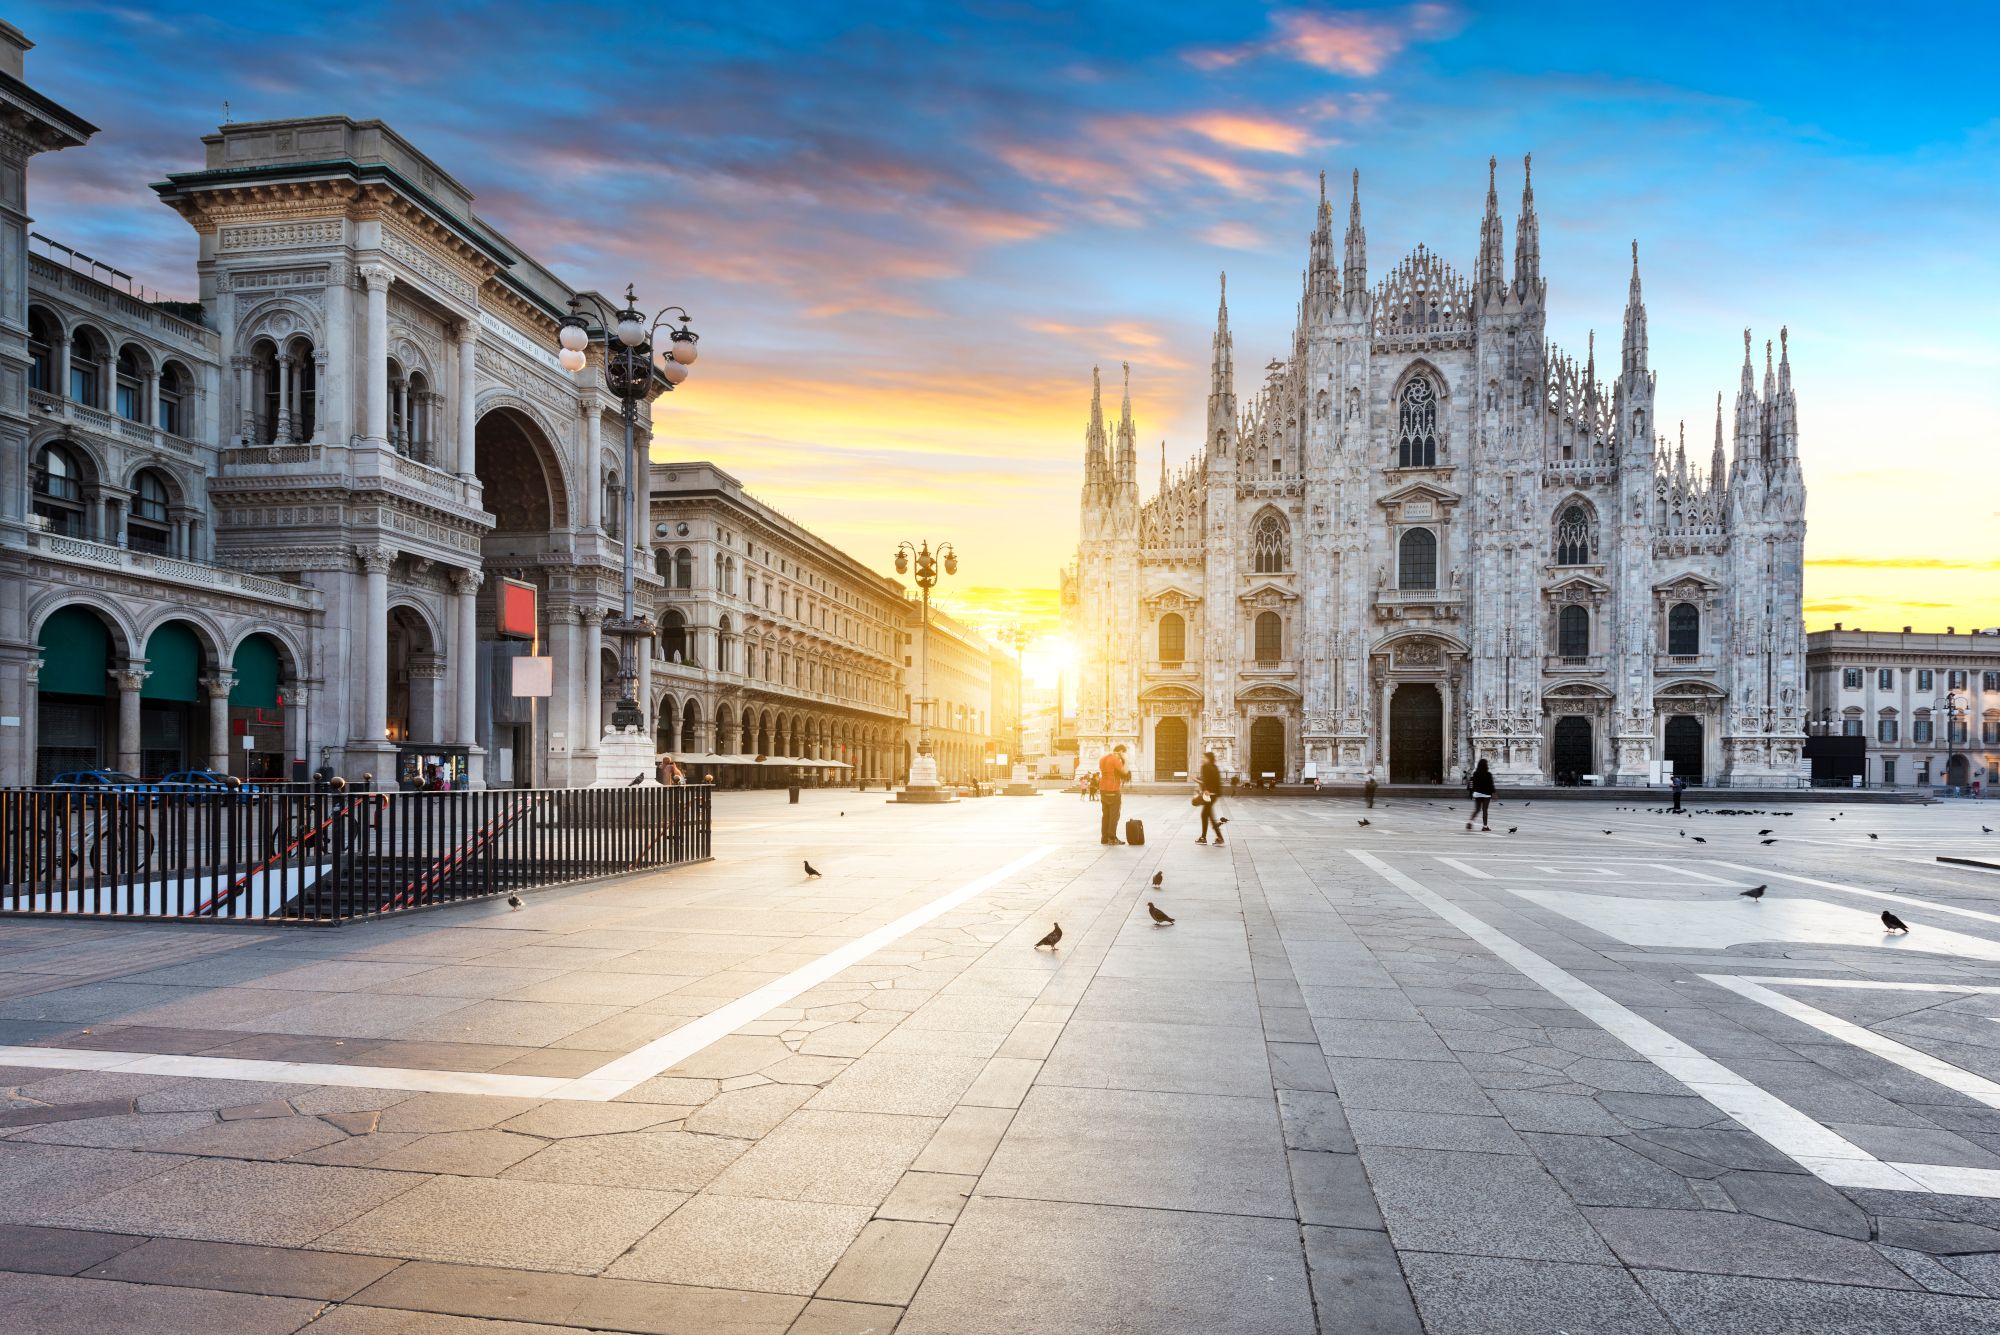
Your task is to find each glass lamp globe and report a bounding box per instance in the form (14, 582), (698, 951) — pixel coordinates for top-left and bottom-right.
(669, 339), (698, 365)
(660, 360), (689, 385)
(559, 348), (587, 373)
(558, 323), (589, 352)
(944, 553), (958, 575)
(616, 316), (646, 347)
(894, 552), (908, 574)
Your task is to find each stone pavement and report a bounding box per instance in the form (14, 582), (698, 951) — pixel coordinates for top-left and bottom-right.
(4, 788), (2000, 1332)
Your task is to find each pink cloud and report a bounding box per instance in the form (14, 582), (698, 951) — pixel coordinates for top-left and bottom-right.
(1189, 4), (1460, 77)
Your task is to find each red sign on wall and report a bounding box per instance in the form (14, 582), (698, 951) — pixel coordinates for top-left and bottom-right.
(497, 578), (539, 641)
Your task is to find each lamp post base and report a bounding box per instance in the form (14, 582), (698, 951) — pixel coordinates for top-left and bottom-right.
(593, 725), (658, 787)
(1003, 762), (1038, 796)
(895, 751), (955, 803)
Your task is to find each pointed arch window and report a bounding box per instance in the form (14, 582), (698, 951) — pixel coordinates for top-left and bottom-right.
(1398, 528), (1437, 590)
(1554, 504), (1594, 565)
(1396, 376), (1438, 467)
(1667, 602), (1699, 656)
(1252, 512), (1289, 574)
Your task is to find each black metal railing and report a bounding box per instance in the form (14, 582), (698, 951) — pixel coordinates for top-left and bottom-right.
(0, 784), (711, 925)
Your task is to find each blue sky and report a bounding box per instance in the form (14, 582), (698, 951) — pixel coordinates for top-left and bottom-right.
(15, 1), (1999, 631)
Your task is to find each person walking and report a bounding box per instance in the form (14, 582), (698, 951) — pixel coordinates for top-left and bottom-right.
(1364, 770), (1378, 809)
(1670, 773), (1686, 812)
(1098, 744), (1129, 845)
(1196, 751), (1225, 846)
(1466, 758), (1496, 831)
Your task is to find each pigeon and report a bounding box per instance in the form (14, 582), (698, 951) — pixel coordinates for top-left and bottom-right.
(804, 860), (823, 878)
(1603, 830), (1614, 836)
(1357, 819), (1371, 827)
(1868, 834), (1879, 841)
(1739, 885), (1766, 899)
(1758, 829), (1774, 836)
(1034, 923), (1063, 950)
(1881, 910), (1909, 934)
(1507, 827), (1518, 834)
(629, 774), (645, 786)
(1760, 838), (1778, 845)
(1985, 826), (1994, 834)
(1147, 902), (1175, 926)
(1693, 836), (1707, 844)
(1679, 830), (1686, 838)
(1151, 871), (1164, 889)
(507, 894), (524, 911)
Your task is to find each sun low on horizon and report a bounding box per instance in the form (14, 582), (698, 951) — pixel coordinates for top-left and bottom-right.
(21, 1), (1997, 638)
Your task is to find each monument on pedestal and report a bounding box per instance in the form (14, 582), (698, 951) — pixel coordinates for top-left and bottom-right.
(1003, 760), (1038, 796)
(594, 725), (657, 786)
(895, 749), (954, 803)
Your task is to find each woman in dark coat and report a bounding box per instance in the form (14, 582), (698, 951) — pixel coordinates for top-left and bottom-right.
(1197, 752), (1226, 846)
(1466, 758), (1496, 832)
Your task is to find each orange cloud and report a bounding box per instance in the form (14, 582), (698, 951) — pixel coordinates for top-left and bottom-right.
(1200, 221), (1265, 250)
(1179, 113), (1321, 156)
(1189, 4), (1460, 77)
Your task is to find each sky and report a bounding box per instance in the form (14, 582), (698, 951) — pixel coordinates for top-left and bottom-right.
(15, 1), (1999, 649)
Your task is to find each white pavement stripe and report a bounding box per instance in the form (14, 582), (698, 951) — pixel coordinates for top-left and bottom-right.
(0, 844), (1057, 1104)
(1709, 861), (2000, 927)
(552, 844), (1057, 1100)
(1742, 976), (2000, 995)
(1345, 850), (1927, 1193)
(1703, 973), (2000, 1110)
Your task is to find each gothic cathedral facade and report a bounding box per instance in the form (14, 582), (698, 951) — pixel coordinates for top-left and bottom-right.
(1062, 159), (1807, 788)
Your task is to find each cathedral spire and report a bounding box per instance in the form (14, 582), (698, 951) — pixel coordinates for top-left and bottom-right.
(1307, 169), (1338, 318)
(1513, 153), (1540, 298)
(1209, 272), (1236, 441)
(1711, 392), (1727, 491)
(1115, 360), (1136, 486)
(1085, 364), (1108, 487)
(1621, 239), (1648, 374)
(1477, 155), (1505, 299)
(1342, 169), (1367, 306)
(1733, 328), (1762, 477)
(1585, 328), (1596, 389)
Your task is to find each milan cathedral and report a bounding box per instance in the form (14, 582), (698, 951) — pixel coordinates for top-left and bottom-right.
(1062, 158), (1807, 787)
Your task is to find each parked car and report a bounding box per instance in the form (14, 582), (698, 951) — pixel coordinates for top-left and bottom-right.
(160, 770), (259, 800)
(50, 770), (155, 792)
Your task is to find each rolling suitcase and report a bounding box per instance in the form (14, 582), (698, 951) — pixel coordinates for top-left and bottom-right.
(1125, 818), (1145, 846)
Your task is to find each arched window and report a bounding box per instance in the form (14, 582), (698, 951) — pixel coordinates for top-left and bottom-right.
(405, 370), (432, 462)
(1158, 612), (1186, 664)
(1398, 528), (1438, 590)
(32, 443), (86, 536)
(128, 470), (172, 555)
(69, 327), (104, 408)
(718, 615), (734, 674)
(654, 548), (673, 580)
(1396, 376), (1439, 467)
(660, 609), (687, 662)
(159, 362), (190, 437)
(261, 338), (317, 445)
(604, 472), (622, 539)
(1558, 604), (1589, 658)
(26, 307), (58, 393)
(1252, 512), (1289, 574)
(1667, 602), (1699, 655)
(673, 547), (693, 589)
(1254, 611), (1282, 664)
(1554, 504), (1593, 565)
(115, 346), (148, 422)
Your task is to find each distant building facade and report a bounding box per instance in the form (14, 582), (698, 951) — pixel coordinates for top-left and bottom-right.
(1064, 161), (1808, 787)
(1806, 627), (2000, 791)
(908, 606), (998, 785)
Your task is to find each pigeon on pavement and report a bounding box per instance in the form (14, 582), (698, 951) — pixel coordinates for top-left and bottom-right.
(1358, 819), (1371, 827)
(508, 894), (524, 911)
(1740, 885), (1766, 899)
(1758, 829), (1774, 836)
(1507, 827), (1518, 834)
(1147, 902), (1175, 926)
(1881, 910), (1909, 934)
(1693, 836), (1707, 843)
(1034, 923), (1063, 950)
(1151, 871), (1164, 889)
(1760, 838), (1778, 845)
(1868, 834), (1879, 841)
(1603, 830), (1614, 835)
(804, 860), (823, 878)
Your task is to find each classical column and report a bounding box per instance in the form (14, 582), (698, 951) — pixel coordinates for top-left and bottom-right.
(284, 683), (309, 780)
(452, 568), (482, 746)
(392, 375), (408, 451)
(358, 546), (394, 742)
(275, 355), (293, 443)
(583, 407), (603, 531)
(112, 666), (148, 774)
(203, 672), (236, 774)
(580, 607), (605, 744)
(146, 372), (161, 434)
(636, 630), (653, 736)
(360, 263), (392, 444)
(457, 326), (479, 475)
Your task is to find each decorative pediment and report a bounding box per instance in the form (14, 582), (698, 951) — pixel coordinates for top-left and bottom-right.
(1143, 585), (1202, 611)
(1370, 629), (1470, 659)
(1651, 572), (1722, 598)
(1236, 682), (1302, 703)
(1654, 679), (1726, 698)
(1378, 480), (1461, 519)
(1238, 580), (1300, 607)
(1546, 573), (1610, 602)
(1542, 681), (1614, 699)
(1139, 682), (1203, 705)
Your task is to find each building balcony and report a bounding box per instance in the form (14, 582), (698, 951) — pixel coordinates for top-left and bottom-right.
(14, 528), (321, 612)
(1656, 654), (1720, 674)
(1544, 654), (1608, 674)
(30, 389), (204, 459)
(1372, 587), (1463, 622)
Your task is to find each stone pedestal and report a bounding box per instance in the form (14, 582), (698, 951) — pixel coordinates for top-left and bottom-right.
(1003, 761), (1038, 797)
(593, 725), (658, 787)
(895, 752), (954, 804)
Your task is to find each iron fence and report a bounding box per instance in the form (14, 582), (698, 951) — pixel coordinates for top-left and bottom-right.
(0, 784), (710, 925)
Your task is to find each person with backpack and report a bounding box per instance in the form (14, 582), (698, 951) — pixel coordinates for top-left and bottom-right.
(1466, 758), (1495, 832)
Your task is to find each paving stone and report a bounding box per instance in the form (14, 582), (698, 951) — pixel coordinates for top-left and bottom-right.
(1302, 1225), (1422, 1333)
(876, 1171), (976, 1225)
(1717, 1169), (1871, 1240)
(320, 1110), (381, 1136)
(299, 1309), (587, 1334)
(1630, 1127), (1809, 1175)
(1520, 1132), (1699, 1208)
(1876, 1244), (1995, 1296)
(1486, 1088), (1629, 1135)
(1399, 1252), (1675, 1335)
(908, 1106), (1013, 1176)
(366, 1129), (546, 1176)
(1350, 1110), (1528, 1155)
(374, 1093), (545, 1134)
(787, 1297), (905, 1335)
(683, 1082), (816, 1138)
(319, 1176), (683, 1275)
(607, 1195), (872, 1295)
(1325, 1056), (1497, 1115)
(1361, 1147), (1615, 1264)
(82, 1236), (399, 1299)
(1595, 1091), (1730, 1129)
(816, 1219), (949, 1305)
(0, 1222), (145, 1275)
(899, 1196), (1312, 1335)
(1038, 1018), (1272, 1097)
(711, 1110), (939, 1207)
(0, 1098), (135, 1129)
(1878, 1215), (2000, 1256)
(50, 1157), (410, 1246)
(1587, 1207), (1916, 1288)
(806, 1053), (988, 1117)
(978, 1086), (1292, 1218)
(508, 1129), (751, 1191)
(1289, 1150), (1385, 1230)
(1276, 1088), (1354, 1153)
(7, 1109), (218, 1150)
(1634, 1267), (2000, 1334)
(153, 1114), (349, 1161)
(1825, 1120), (2000, 1170)
(134, 1080), (301, 1114)
(0, 1270), (320, 1335)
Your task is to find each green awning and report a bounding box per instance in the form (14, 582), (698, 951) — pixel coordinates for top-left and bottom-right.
(37, 607), (110, 697)
(141, 621), (203, 702)
(230, 634), (281, 710)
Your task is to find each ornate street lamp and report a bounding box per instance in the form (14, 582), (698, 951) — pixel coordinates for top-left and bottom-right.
(556, 286), (698, 736)
(894, 539), (955, 796)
